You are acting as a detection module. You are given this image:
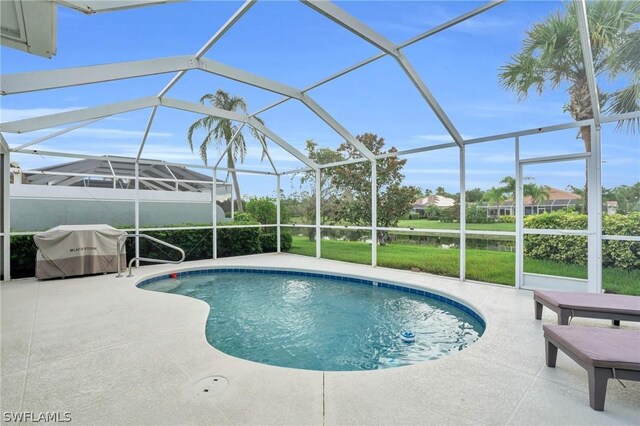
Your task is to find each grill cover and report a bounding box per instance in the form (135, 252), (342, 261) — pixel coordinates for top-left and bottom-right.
(33, 225), (126, 279)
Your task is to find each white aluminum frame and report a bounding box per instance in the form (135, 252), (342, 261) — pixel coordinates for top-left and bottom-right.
(1, 142), (9, 281)
(0, 0), (636, 287)
(516, 148), (597, 292)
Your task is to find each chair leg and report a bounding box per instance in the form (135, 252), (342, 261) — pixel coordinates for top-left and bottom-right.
(588, 368), (610, 411)
(535, 301), (543, 320)
(545, 339), (558, 368)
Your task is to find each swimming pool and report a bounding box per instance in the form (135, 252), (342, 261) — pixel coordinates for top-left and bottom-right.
(139, 269), (485, 371)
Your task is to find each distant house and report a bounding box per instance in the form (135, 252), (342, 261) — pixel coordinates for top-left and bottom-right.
(605, 201), (618, 215)
(412, 194), (455, 216)
(483, 187), (582, 217)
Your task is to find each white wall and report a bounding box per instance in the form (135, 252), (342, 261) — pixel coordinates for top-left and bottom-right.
(10, 185), (230, 231)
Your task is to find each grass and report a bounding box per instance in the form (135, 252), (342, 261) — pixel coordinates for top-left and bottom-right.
(397, 219), (515, 232)
(285, 218), (515, 232)
(288, 236), (640, 295)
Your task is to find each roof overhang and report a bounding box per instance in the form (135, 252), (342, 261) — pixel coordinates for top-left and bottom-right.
(58, 1), (178, 14)
(1, 0), (180, 59)
(1, 0), (57, 58)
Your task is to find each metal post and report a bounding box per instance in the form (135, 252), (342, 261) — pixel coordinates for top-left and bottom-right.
(276, 174), (281, 253)
(459, 146), (466, 281)
(371, 161), (377, 267)
(212, 168), (217, 259)
(1, 149), (10, 281)
(315, 169), (321, 258)
(134, 161), (140, 269)
(587, 124), (602, 292)
(230, 180), (235, 220)
(515, 137), (523, 289)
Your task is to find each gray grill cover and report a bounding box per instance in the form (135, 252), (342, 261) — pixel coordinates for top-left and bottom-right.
(33, 225), (126, 279)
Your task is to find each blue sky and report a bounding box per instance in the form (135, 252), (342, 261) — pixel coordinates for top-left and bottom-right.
(1, 0), (638, 198)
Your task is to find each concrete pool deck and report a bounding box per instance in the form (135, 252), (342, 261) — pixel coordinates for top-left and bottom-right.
(1, 253), (639, 425)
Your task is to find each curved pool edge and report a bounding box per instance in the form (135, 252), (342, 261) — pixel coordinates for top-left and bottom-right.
(134, 265), (487, 333)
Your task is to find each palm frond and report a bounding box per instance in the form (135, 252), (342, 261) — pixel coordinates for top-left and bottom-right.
(500, 0), (639, 135)
(199, 135), (209, 165)
(187, 89), (268, 170)
(186, 119), (204, 152)
(499, 53), (546, 99)
(605, 82), (640, 132)
(251, 116), (268, 161)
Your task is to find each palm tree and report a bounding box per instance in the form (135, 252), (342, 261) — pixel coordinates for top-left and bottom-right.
(524, 183), (551, 214)
(499, 1), (639, 210)
(499, 176), (516, 200)
(187, 90), (267, 212)
(483, 186), (506, 218)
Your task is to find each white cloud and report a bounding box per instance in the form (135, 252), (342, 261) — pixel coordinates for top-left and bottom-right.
(466, 169), (514, 176)
(3, 127), (173, 151)
(136, 146), (203, 163)
(602, 158), (639, 166)
(71, 128), (173, 139)
(452, 15), (518, 34)
(369, 4), (518, 38)
(415, 133), (475, 143)
(0, 107), (86, 122)
(463, 101), (567, 119)
(404, 168), (459, 175)
(244, 149), (304, 164)
(1, 107), (131, 124)
(466, 152), (514, 164)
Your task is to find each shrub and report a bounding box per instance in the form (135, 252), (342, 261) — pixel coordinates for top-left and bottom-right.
(524, 211), (639, 269)
(408, 211), (421, 220)
(233, 212), (254, 222)
(259, 231), (293, 253)
(217, 226), (262, 258)
(466, 205), (490, 224)
(8, 219), (295, 278)
(498, 215), (516, 224)
(133, 228), (213, 262)
(602, 213), (640, 269)
(424, 205), (443, 220)
(9, 235), (38, 279)
(440, 205), (459, 223)
(245, 196), (288, 224)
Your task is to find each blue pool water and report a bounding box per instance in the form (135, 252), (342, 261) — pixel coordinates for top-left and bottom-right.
(140, 269), (484, 371)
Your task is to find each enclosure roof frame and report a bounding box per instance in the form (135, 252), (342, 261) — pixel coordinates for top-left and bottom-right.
(0, 0), (633, 176)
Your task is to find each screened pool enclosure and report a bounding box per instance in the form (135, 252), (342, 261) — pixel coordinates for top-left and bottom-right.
(1, 0), (638, 294)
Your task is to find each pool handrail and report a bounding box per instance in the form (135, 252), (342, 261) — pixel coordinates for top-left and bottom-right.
(116, 233), (185, 277)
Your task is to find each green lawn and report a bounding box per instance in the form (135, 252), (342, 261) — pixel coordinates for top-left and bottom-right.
(397, 219), (515, 232)
(285, 218), (515, 232)
(288, 236), (639, 295)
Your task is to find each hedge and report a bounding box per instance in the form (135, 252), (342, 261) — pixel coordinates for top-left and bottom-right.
(9, 223), (293, 279)
(524, 211), (639, 269)
(9, 235), (38, 279)
(259, 231), (293, 253)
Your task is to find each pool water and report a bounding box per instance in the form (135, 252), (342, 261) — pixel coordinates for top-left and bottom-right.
(141, 271), (484, 371)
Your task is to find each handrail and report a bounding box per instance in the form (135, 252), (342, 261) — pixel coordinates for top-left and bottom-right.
(116, 233), (185, 277)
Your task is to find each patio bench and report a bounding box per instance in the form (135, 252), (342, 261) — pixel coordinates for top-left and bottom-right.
(543, 325), (640, 411)
(533, 290), (640, 326)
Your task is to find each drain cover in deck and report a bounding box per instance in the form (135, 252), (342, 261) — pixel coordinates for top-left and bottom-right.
(194, 375), (228, 396)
